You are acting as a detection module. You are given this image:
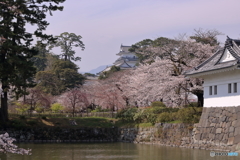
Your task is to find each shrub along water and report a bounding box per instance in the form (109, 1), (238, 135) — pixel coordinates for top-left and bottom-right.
(116, 101), (202, 125)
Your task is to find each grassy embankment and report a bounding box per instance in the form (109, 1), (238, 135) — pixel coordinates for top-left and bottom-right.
(2, 116), (155, 129)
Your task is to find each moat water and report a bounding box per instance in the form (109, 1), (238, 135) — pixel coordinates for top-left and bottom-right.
(0, 142), (239, 160)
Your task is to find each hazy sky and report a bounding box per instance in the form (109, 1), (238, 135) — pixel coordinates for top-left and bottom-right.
(42, 0), (240, 72)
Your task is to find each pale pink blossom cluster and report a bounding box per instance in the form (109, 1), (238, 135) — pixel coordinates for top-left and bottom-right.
(122, 38), (215, 107)
(86, 72), (127, 110)
(82, 38), (215, 108)
(0, 133), (31, 155)
(57, 88), (89, 115)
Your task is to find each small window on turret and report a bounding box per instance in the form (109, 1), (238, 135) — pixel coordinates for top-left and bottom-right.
(228, 83), (232, 93)
(214, 85), (217, 95)
(234, 83), (237, 93)
(209, 86), (212, 95)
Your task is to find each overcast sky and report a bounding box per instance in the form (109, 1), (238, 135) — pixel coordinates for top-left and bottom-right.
(42, 0), (240, 72)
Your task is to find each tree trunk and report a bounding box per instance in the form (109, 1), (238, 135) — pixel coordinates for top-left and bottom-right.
(72, 106), (75, 117)
(125, 97), (129, 106)
(0, 90), (8, 123)
(111, 106), (114, 118)
(135, 101), (138, 108)
(196, 93), (203, 107)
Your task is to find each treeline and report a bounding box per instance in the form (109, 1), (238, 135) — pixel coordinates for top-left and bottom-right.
(0, 0), (86, 123)
(94, 29), (223, 109)
(33, 41), (85, 95)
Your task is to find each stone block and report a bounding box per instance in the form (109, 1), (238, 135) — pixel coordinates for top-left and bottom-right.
(210, 107), (215, 113)
(195, 133), (202, 140)
(220, 116), (227, 122)
(209, 133), (215, 140)
(218, 133), (224, 141)
(220, 122), (224, 127)
(201, 119), (209, 128)
(228, 107), (235, 113)
(229, 132), (234, 138)
(201, 133), (207, 139)
(237, 112), (240, 120)
(225, 127), (229, 133)
(222, 122), (226, 128)
(236, 106), (240, 113)
(227, 137), (234, 146)
(232, 114), (237, 120)
(232, 120), (238, 127)
(234, 127), (240, 136)
(211, 128), (216, 134)
(229, 116), (236, 121)
(222, 110), (227, 116)
(236, 142), (240, 151)
(201, 113), (209, 119)
(216, 128), (222, 134)
(226, 122), (232, 129)
(234, 135), (240, 144)
(216, 113), (221, 118)
(226, 111), (232, 118)
(229, 126), (235, 133)
(223, 134), (229, 141)
(202, 107), (208, 113)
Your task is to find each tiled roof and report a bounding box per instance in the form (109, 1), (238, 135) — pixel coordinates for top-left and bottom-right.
(186, 37), (240, 76)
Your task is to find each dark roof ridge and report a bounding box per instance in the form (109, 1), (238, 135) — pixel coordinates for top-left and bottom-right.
(232, 40), (240, 54)
(121, 45), (131, 47)
(215, 38), (240, 65)
(195, 49), (223, 70)
(226, 40), (240, 61)
(123, 60), (132, 68)
(226, 36), (240, 43)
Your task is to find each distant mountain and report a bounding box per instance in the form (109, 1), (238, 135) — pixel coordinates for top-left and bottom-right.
(87, 65), (112, 74)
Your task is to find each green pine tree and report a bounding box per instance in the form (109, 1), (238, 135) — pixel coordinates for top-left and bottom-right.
(0, 0), (65, 123)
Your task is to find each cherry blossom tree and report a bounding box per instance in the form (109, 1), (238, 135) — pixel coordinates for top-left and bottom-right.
(83, 71), (130, 114)
(0, 133), (31, 155)
(24, 88), (52, 113)
(62, 88), (89, 117)
(126, 37), (216, 107)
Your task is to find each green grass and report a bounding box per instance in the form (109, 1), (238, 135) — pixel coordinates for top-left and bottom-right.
(168, 120), (182, 123)
(4, 116), (180, 129)
(114, 120), (155, 128)
(71, 117), (115, 128)
(7, 116), (116, 129)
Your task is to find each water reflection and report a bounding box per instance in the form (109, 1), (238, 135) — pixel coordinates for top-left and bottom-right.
(0, 143), (239, 160)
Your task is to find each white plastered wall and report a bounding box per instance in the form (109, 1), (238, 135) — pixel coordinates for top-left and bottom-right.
(121, 52), (136, 58)
(203, 69), (240, 107)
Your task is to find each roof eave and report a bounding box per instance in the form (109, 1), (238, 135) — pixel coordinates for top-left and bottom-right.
(186, 65), (238, 78)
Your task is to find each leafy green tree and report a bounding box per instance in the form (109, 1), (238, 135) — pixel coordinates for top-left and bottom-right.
(52, 32), (85, 61)
(45, 53), (60, 71)
(129, 39), (153, 63)
(31, 41), (49, 72)
(0, 0), (65, 123)
(36, 71), (64, 95)
(84, 73), (96, 77)
(60, 68), (86, 89)
(51, 103), (64, 112)
(52, 60), (86, 89)
(129, 37), (177, 64)
(99, 66), (121, 79)
(15, 102), (30, 115)
(53, 59), (79, 75)
(36, 60), (85, 94)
